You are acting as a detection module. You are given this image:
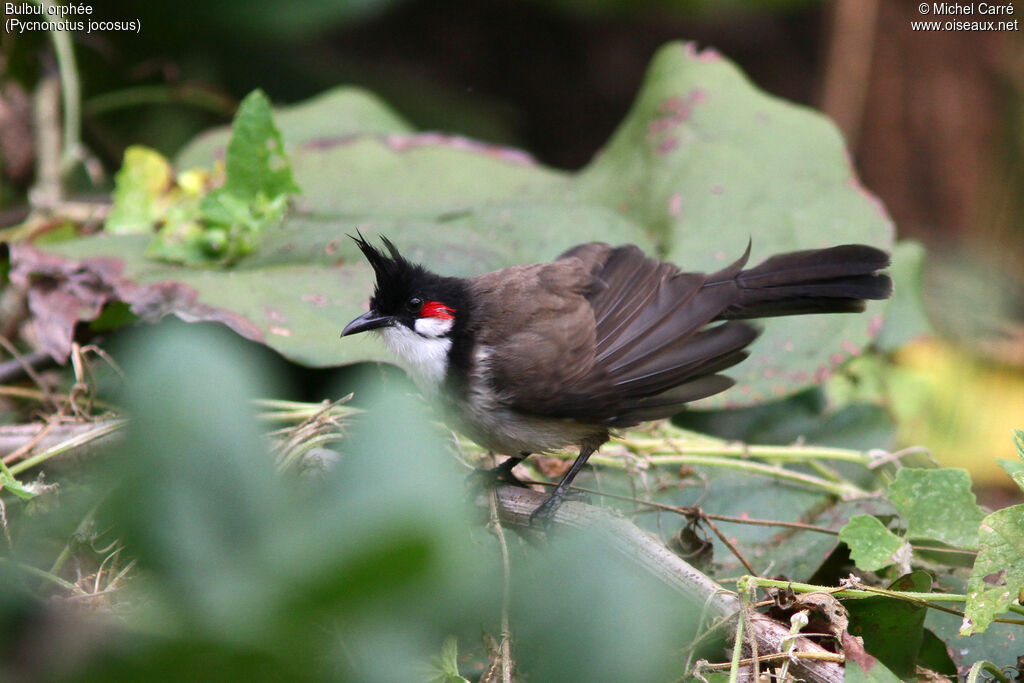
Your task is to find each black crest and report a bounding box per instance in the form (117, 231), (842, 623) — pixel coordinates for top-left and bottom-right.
(350, 233), (431, 314)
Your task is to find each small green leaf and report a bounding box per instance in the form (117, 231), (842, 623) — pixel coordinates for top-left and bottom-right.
(427, 636), (470, 683)
(106, 146), (173, 235)
(888, 468), (984, 549)
(1000, 430), (1024, 493)
(961, 504), (1024, 635)
(839, 515), (906, 572)
(221, 89), (300, 200)
(997, 458), (1024, 495)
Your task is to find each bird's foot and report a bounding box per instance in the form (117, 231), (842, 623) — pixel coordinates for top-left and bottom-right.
(529, 487), (590, 529)
(529, 494), (563, 529)
(468, 457), (531, 490)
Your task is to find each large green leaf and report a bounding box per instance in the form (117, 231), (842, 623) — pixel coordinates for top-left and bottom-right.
(573, 43), (893, 406)
(888, 468), (985, 549)
(962, 504), (1024, 635)
(927, 571), (1024, 670)
(12, 42), (895, 408)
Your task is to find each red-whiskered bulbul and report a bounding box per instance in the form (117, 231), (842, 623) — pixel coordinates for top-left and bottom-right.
(341, 236), (892, 525)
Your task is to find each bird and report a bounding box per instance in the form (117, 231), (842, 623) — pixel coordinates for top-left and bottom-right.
(341, 235), (892, 526)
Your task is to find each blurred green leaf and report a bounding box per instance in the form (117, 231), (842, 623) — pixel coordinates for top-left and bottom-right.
(839, 515), (906, 573)
(1003, 430), (1024, 494)
(996, 458), (1024, 495)
(509, 529), (709, 681)
(845, 571), (931, 678)
(888, 468), (984, 549)
(218, 90), (300, 200)
(105, 146), (175, 235)
(427, 636), (470, 683)
(146, 90), (300, 264)
(962, 505), (1024, 635)
(875, 240), (931, 352)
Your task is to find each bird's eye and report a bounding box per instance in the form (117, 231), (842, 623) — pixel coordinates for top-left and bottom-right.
(407, 297), (423, 312)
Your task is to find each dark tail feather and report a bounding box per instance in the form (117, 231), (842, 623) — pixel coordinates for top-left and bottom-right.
(714, 244), (892, 320)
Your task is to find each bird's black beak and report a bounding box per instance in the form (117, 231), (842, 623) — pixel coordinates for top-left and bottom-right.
(341, 310), (394, 337)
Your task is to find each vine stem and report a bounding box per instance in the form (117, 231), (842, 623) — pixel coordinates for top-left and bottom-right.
(618, 436), (874, 466)
(487, 486), (514, 683)
(966, 661), (1013, 683)
(752, 577), (1024, 620)
(542, 450), (870, 499)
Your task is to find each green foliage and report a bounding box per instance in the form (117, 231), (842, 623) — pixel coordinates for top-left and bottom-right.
(105, 146), (176, 235)
(843, 658), (903, 683)
(105, 90), (300, 265)
(962, 504), (1024, 635)
(839, 515), (906, 573)
(998, 429), (1024, 492)
(888, 467), (985, 549)
(427, 636), (470, 683)
(0, 460), (37, 500)
(845, 571), (931, 678)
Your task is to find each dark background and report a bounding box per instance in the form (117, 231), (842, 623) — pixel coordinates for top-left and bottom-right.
(3, 0), (1022, 255)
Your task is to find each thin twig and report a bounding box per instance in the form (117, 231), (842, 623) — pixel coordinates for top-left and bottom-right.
(699, 513), (758, 577)
(487, 486), (514, 683)
(0, 335), (59, 411)
(700, 650), (845, 671)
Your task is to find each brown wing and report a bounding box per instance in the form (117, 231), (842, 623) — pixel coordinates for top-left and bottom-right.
(470, 243), (756, 426)
(468, 245), (609, 411)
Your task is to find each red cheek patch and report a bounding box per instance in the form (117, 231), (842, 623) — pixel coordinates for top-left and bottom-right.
(422, 301), (456, 320)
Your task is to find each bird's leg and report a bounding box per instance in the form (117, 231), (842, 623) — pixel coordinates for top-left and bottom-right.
(470, 452), (531, 489)
(530, 436), (606, 528)
(488, 453), (531, 487)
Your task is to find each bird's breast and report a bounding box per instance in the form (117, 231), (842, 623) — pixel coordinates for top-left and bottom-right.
(378, 324), (452, 395)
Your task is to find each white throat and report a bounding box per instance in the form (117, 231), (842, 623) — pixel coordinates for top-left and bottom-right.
(378, 318), (453, 394)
